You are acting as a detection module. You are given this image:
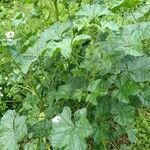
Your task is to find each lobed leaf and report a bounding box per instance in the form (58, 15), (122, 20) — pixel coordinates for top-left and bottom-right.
(0, 110), (27, 150)
(50, 107), (92, 150)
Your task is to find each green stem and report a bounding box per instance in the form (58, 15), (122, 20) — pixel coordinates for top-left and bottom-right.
(1, 101), (19, 103)
(7, 48), (42, 103)
(27, 72), (42, 102)
(16, 85), (32, 93)
(53, 1), (59, 21)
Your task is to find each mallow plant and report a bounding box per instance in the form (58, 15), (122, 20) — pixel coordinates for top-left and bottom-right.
(0, 0), (150, 149)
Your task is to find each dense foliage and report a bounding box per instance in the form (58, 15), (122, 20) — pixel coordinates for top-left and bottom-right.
(0, 0), (150, 149)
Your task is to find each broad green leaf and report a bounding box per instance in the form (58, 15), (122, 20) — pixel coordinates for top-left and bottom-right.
(73, 17), (90, 30)
(87, 79), (101, 93)
(125, 56), (150, 82)
(76, 4), (111, 19)
(101, 38), (143, 57)
(86, 79), (106, 105)
(29, 120), (51, 138)
(95, 97), (111, 120)
(93, 98), (112, 148)
(21, 21), (72, 73)
(127, 1), (150, 21)
(54, 77), (88, 101)
(127, 129), (138, 143)
(138, 88), (150, 107)
(50, 107), (92, 150)
(24, 139), (38, 150)
(111, 0), (139, 10)
(102, 22), (150, 56)
(46, 38), (72, 58)
(101, 21), (119, 31)
(130, 69), (150, 82)
(72, 34), (91, 46)
(0, 110), (27, 150)
(111, 102), (135, 126)
(93, 122), (110, 148)
(22, 95), (40, 125)
(110, 0), (125, 9)
(126, 56), (150, 71)
(86, 93), (98, 105)
(54, 84), (72, 101)
(122, 22), (150, 41)
(112, 76), (140, 103)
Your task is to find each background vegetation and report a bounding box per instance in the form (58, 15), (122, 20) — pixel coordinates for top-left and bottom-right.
(0, 0), (150, 149)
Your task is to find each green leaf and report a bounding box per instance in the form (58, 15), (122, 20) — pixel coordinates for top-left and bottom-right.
(76, 4), (111, 19)
(54, 84), (71, 101)
(122, 22), (150, 41)
(111, 0), (140, 10)
(127, 1), (150, 21)
(50, 107), (92, 150)
(102, 22), (150, 56)
(95, 97), (111, 120)
(138, 88), (150, 107)
(86, 79), (104, 105)
(112, 76), (140, 103)
(126, 56), (150, 71)
(21, 21), (72, 73)
(0, 110), (27, 150)
(110, 0), (125, 9)
(93, 122), (110, 148)
(46, 38), (72, 58)
(127, 129), (138, 143)
(86, 93), (98, 105)
(101, 21), (119, 31)
(72, 34), (91, 46)
(87, 79), (101, 93)
(111, 102), (135, 126)
(24, 139), (38, 150)
(93, 97), (112, 148)
(125, 56), (150, 82)
(73, 17), (90, 30)
(29, 120), (51, 138)
(22, 95), (40, 125)
(54, 77), (88, 101)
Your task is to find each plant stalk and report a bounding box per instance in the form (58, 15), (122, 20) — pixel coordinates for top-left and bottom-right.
(53, 0), (59, 21)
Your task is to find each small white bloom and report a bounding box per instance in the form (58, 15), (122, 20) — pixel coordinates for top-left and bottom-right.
(8, 38), (13, 42)
(0, 93), (3, 97)
(0, 87), (2, 90)
(5, 31), (15, 39)
(52, 116), (62, 124)
(32, 68), (35, 71)
(4, 77), (8, 80)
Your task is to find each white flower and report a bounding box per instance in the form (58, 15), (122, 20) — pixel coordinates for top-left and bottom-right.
(5, 31), (15, 39)
(52, 116), (62, 124)
(7, 38), (13, 42)
(0, 93), (3, 97)
(0, 87), (2, 90)
(4, 77), (8, 80)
